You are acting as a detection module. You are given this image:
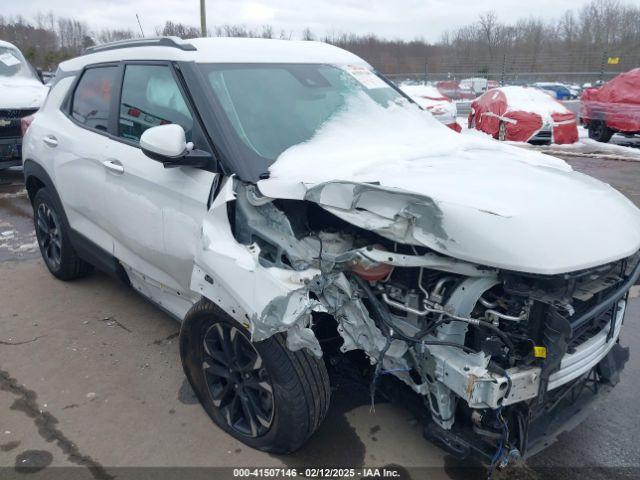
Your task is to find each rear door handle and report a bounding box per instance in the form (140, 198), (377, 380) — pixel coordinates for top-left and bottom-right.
(103, 159), (124, 174)
(43, 135), (58, 147)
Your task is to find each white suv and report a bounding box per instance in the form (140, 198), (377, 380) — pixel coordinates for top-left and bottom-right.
(22, 37), (640, 467)
(0, 40), (48, 169)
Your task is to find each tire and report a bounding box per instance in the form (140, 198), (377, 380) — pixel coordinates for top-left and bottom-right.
(498, 121), (507, 141)
(180, 299), (331, 453)
(588, 120), (614, 143)
(32, 188), (93, 280)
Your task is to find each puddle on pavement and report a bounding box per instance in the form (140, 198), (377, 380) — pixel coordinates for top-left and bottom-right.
(0, 173), (38, 261)
(274, 385), (368, 468)
(14, 450), (53, 473)
(0, 440), (21, 452)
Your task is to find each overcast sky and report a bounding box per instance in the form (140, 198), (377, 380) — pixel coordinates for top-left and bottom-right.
(5, 0), (608, 41)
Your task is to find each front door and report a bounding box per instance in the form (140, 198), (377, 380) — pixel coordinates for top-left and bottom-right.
(102, 62), (216, 297)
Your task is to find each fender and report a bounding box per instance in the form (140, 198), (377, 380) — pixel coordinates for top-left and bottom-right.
(23, 159), (61, 208)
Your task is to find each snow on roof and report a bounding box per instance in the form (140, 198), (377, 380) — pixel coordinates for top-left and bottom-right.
(0, 40), (19, 50)
(499, 86), (570, 116)
(534, 82), (566, 87)
(60, 37), (371, 73)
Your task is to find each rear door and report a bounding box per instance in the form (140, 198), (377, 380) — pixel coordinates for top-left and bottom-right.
(51, 65), (120, 254)
(102, 62), (216, 299)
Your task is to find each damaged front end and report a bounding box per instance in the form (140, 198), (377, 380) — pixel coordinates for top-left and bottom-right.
(190, 177), (637, 468)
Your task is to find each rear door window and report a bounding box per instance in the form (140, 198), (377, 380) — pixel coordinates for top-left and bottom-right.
(71, 66), (118, 132)
(118, 64), (193, 144)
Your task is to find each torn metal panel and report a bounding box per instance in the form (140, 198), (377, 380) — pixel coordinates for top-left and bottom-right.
(191, 178), (325, 343)
(304, 181), (449, 248)
(258, 174), (640, 275)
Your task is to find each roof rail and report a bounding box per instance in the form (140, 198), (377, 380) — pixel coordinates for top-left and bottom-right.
(85, 36), (197, 54)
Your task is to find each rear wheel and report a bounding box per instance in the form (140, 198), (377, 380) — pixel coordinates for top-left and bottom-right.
(180, 300), (331, 453)
(498, 121), (507, 141)
(33, 188), (93, 280)
(588, 120), (614, 143)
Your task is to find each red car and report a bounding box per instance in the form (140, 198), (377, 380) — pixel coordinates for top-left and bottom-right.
(469, 86), (578, 144)
(581, 68), (640, 143)
(435, 80), (475, 100)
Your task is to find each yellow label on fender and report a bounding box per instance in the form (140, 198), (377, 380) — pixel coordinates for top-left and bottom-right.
(533, 346), (547, 358)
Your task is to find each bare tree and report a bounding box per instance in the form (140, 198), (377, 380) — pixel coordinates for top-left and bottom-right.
(2, 0), (640, 79)
(478, 11), (500, 60)
(155, 21), (200, 39)
(302, 27), (315, 41)
(96, 28), (138, 44)
(260, 25), (274, 39)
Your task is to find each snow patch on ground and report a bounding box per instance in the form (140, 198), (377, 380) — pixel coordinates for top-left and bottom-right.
(458, 115), (640, 161)
(539, 137), (640, 161)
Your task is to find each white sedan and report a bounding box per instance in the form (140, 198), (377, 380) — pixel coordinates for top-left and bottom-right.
(400, 84), (461, 131)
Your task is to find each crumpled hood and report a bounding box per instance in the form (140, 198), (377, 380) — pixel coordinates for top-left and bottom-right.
(258, 99), (640, 274)
(0, 77), (47, 109)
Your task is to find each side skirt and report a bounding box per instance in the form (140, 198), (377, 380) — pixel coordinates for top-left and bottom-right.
(68, 228), (198, 322)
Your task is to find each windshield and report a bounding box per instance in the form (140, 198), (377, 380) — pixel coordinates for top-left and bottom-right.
(0, 46), (38, 80)
(198, 63), (404, 178)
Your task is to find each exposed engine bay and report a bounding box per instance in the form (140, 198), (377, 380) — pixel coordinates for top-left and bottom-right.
(191, 179), (637, 468)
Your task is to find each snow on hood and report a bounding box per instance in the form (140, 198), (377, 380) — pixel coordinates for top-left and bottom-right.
(500, 86), (570, 117)
(259, 94), (640, 274)
(0, 76), (48, 109)
(400, 84), (448, 100)
(265, 94), (571, 217)
(400, 84), (456, 121)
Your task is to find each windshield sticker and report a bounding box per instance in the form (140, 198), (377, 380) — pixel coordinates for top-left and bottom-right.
(342, 65), (388, 90)
(0, 52), (21, 67)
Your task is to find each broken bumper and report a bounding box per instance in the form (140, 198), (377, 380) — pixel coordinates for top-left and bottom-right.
(432, 297), (627, 410)
(426, 341), (628, 460)
(525, 341), (629, 457)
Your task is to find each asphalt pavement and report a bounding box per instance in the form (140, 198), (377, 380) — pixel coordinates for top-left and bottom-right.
(1, 157), (639, 480)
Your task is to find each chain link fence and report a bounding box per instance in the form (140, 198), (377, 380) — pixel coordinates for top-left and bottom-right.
(380, 48), (640, 87)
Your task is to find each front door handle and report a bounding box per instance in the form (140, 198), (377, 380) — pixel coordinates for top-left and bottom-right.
(103, 159), (124, 174)
(43, 135), (58, 147)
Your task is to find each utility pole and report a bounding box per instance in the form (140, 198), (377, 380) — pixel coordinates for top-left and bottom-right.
(600, 49), (608, 84)
(200, 0), (207, 37)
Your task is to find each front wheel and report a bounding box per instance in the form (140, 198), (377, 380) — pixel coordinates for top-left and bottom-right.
(588, 120), (614, 143)
(180, 300), (331, 453)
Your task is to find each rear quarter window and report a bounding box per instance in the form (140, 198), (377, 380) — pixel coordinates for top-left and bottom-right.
(71, 66), (118, 132)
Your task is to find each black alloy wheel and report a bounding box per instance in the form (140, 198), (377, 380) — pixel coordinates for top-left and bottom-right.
(32, 188), (93, 280)
(35, 202), (62, 270)
(181, 299), (331, 453)
(202, 322), (275, 438)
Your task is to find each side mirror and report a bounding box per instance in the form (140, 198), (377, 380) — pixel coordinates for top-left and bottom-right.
(36, 68), (44, 83)
(140, 124), (211, 168)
